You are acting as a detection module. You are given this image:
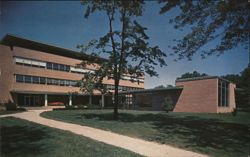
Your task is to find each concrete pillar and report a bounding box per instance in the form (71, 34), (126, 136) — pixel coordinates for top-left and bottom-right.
(101, 94), (105, 108)
(69, 94), (72, 106)
(45, 94), (48, 106)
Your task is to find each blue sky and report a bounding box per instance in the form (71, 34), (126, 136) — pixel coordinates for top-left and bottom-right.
(0, 1), (248, 88)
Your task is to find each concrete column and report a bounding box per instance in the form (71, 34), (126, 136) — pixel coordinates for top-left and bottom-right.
(69, 94), (72, 106)
(101, 94), (105, 108)
(45, 94), (48, 107)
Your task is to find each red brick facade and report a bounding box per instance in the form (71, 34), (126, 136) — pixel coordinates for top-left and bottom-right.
(174, 78), (236, 113)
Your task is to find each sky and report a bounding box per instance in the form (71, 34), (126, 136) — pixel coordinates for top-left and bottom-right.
(0, 1), (248, 88)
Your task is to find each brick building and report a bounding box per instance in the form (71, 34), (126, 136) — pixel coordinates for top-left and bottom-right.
(0, 34), (144, 108)
(121, 76), (236, 113)
(0, 34), (236, 113)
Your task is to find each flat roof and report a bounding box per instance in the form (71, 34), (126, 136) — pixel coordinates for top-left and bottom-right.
(176, 76), (234, 84)
(120, 86), (183, 94)
(1, 34), (107, 63)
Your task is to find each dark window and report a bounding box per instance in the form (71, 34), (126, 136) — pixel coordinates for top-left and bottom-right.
(47, 62), (53, 69)
(47, 78), (53, 85)
(59, 80), (65, 86)
(53, 63), (59, 70)
(24, 76), (32, 83)
(65, 65), (70, 72)
(65, 80), (70, 86)
(59, 64), (65, 71)
(32, 76), (39, 84)
(40, 77), (46, 84)
(218, 80), (229, 107)
(16, 75), (24, 82)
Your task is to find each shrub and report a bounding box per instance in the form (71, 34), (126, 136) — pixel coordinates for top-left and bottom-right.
(232, 108), (237, 116)
(5, 100), (17, 111)
(162, 96), (174, 112)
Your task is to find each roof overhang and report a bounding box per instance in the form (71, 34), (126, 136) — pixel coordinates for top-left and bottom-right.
(1, 34), (108, 63)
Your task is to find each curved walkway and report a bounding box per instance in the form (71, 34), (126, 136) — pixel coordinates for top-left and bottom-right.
(1, 110), (209, 157)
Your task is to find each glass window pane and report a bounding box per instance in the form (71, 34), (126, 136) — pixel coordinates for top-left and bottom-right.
(32, 76), (39, 84)
(47, 62), (53, 69)
(53, 63), (59, 70)
(65, 65), (70, 72)
(24, 76), (32, 83)
(40, 77), (46, 84)
(59, 64), (65, 71)
(16, 75), (24, 82)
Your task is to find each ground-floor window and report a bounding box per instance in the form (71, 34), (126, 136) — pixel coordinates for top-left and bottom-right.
(218, 80), (229, 107)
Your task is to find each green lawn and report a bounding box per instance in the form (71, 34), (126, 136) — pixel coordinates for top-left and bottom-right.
(0, 110), (24, 115)
(0, 117), (142, 157)
(41, 109), (250, 157)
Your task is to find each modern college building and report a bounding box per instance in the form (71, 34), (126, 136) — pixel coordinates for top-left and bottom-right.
(0, 34), (144, 108)
(0, 34), (236, 113)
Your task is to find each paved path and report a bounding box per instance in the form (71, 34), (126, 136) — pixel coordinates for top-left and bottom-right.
(1, 110), (209, 157)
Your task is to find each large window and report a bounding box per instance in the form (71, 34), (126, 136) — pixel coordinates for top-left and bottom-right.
(218, 80), (229, 107)
(46, 62), (70, 72)
(14, 57), (46, 68)
(16, 75), (24, 82)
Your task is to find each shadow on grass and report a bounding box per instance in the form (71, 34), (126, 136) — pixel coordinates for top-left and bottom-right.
(1, 125), (50, 157)
(81, 112), (250, 156)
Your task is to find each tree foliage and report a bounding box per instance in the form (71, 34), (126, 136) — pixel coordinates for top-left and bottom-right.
(223, 67), (250, 111)
(162, 96), (174, 112)
(79, 0), (167, 119)
(178, 71), (208, 79)
(159, 0), (249, 60)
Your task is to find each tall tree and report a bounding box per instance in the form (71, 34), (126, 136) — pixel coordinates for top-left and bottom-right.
(159, 0), (249, 60)
(79, 0), (167, 119)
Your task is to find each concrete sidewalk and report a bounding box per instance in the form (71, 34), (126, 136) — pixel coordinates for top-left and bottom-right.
(1, 110), (209, 157)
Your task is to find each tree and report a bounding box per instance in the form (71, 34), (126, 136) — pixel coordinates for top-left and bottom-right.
(79, 0), (167, 119)
(154, 85), (165, 89)
(162, 96), (174, 112)
(178, 71), (208, 79)
(159, 0), (249, 60)
(222, 67), (250, 111)
(154, 84), (174, 89)
(79, 72), (96, 105)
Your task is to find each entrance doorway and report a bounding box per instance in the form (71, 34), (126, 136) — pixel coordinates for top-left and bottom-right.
(16, 94), (44, 106)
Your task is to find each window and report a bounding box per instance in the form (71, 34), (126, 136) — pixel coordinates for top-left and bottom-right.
(65, 65), (70, 72)
(218, 80), (229, 107)
(59, 80), (65, 86)
(46, 62), (53, 69)
(16, 75), (24, 83)
(53, 63), (59, 70)
(32, 76), (39, 84)
(59, 64), (65, 71)
(40, 77), (46, 84)
(24, 76), (32, 83)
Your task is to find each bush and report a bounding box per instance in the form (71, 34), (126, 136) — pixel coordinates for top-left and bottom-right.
(232, 108), (237, 116)
(5, 100), (17, 111)
(162, 96), (174, 112)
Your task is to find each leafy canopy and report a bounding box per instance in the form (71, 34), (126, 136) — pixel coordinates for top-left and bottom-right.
(159, 0), (249, 60)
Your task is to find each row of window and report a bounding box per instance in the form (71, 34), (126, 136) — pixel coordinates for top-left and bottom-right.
(46, 62), (70, 72)
(15, 74), (78, 87)
(14, 56), (145, 83)
(15, 74), (143, 91)
(105, 84), (142, 91)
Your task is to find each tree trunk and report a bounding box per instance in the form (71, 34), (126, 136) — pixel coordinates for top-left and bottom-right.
(113, 78), (119, 120)
(89, 95), (92, 105)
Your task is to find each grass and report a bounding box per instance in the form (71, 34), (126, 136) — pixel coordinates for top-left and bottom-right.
(41, 109), (250, 157)
(0, 110), (24, 115)
(0, 117), (142, 157)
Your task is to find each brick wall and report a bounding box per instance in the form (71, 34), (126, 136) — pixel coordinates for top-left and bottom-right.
(174, 78), (218, 113)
